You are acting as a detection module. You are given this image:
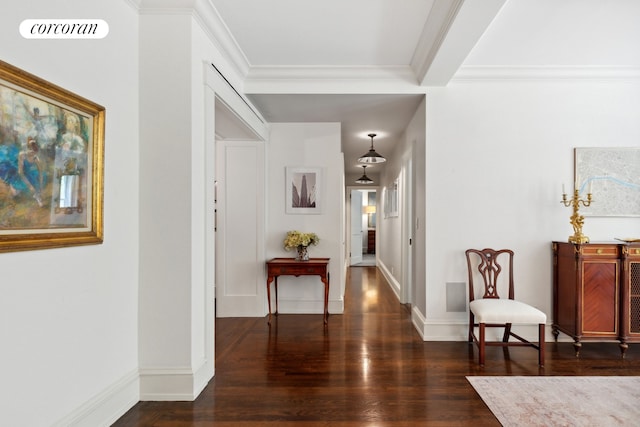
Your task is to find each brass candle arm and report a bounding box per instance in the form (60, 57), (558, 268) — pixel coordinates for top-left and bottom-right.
(561, 188), (592, 244)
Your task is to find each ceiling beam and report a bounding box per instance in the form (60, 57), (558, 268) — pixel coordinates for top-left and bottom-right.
(414, 0), (508, 87)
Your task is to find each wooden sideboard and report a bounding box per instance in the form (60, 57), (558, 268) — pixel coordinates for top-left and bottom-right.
(552, 241), (640, 356)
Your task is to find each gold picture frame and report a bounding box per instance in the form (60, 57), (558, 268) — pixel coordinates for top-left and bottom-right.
(0, 60), (104, 252)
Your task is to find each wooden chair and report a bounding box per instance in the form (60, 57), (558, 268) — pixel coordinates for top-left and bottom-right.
(465, 248), (546, 366)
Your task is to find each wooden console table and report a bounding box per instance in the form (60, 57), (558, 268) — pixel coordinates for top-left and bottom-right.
(266, 257), (330, 325)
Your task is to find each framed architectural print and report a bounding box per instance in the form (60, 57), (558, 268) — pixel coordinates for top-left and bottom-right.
(285, 166), (322, 214)
(0, 60), (105, 252)
(384, 177), (399, 218)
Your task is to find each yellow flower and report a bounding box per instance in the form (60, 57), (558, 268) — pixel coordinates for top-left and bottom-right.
(283, 230), (319, 250)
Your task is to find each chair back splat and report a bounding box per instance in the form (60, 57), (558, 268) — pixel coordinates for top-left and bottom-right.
(466, 248), (514, 300)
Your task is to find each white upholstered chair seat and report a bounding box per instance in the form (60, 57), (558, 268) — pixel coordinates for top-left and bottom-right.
(470, 299), (546, 325)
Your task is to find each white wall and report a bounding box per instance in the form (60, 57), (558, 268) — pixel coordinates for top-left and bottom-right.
(378, 150), (405, 296)
(421, 76), (640, 340)
(377, 99), (426, 309)
(138, 13), (194, 394)
(137, 1), (268, 400)
(0, 1), (140, 425)
(266, 123), (345, 315)
(410, 100), (427, 315)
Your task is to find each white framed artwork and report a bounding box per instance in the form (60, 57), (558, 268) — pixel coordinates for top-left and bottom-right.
(285, 166), (322, 214)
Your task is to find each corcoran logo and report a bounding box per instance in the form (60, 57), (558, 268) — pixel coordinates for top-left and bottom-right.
(20, 19), (109, 39)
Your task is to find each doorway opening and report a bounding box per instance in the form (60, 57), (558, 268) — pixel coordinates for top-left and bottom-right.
(349, 188), (377, 267)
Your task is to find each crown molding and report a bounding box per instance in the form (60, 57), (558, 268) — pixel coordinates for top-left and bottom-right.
(244, 65), (423, 94)
(453, 66), (640, 82)
(247, 65), (417, 81)
(137, 0), (250, 79)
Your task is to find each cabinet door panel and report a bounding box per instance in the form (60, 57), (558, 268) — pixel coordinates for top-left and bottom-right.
(629, 261), (640, 334)
(582, 261), (618, 334)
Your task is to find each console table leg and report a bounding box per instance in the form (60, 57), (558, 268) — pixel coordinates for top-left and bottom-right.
(573, 340), (582, 357)
(620, 341), (629, 358)
(322, 277), (329, 325)
(266, 276), (274, 325)
(274, 277), (279, 315)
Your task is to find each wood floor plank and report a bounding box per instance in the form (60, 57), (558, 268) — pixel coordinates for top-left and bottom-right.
(113, 266), (640, 426)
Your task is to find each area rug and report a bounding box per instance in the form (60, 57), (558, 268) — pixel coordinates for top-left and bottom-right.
(467, 376), (640, 426)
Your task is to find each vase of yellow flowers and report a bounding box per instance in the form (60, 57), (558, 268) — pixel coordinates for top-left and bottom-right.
(283, 230), (319, 261)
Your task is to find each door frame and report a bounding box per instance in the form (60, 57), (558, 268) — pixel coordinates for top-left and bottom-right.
(400, 157), (413, 305)
(349, 189), (364, 266)
(204, 63), (268, 383)
(345, 185), (380, 267)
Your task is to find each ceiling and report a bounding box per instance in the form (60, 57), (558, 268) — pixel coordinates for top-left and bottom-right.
(208, 0), (507, 178)
(247, 93), (425, 179)
(207, 0), (640, 178)
(212, 0), (437, 67)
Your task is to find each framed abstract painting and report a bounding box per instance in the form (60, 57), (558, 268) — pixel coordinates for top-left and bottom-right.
(0, 60), (105, 252)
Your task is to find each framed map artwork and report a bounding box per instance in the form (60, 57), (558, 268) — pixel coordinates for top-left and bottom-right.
(574, 147), (640, 217)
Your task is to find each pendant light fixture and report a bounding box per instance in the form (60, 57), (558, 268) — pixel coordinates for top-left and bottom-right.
(355, 165), (374, 184)
(358, 133), (386, 164)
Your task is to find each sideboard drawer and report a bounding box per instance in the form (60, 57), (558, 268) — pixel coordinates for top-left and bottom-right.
(580, 245), (619, 258)
(627, 246), (640, 257)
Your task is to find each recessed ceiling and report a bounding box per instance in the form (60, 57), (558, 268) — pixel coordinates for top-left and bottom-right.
(208, 0), (491, 176)
(207, 0), (640, 177)
(211, 0), (436, 67)
(248, 93), (425, 176)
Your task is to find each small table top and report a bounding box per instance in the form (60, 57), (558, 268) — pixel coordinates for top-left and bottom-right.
(267, 257), (330, 266)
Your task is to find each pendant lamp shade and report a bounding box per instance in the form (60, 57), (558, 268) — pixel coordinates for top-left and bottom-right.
(358, 133), (386, 164)
(355, 165), (374, 184)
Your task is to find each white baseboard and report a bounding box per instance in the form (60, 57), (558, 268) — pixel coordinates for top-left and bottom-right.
(411, 306), (470, 340)
(376, 260), (401, 301)
(411, 306), (563, 342)
(270, 298), (344, 315)
(139, 358), (212, 401)
(53, 369), (139, 427)
(53, 360), (215, 425)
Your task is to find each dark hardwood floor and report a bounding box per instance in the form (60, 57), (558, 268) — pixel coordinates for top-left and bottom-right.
(113, 266), (640, 426)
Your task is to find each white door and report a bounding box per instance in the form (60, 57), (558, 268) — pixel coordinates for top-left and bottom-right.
(215, 141), (265, 317)
(350, 189), (363, 265)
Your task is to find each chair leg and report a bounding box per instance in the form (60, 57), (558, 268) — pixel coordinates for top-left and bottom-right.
(468, 312), (474, 343)
(479, 323), (485, 366)
(538, 323), (545, 367)
(502, 323), (512, 342)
